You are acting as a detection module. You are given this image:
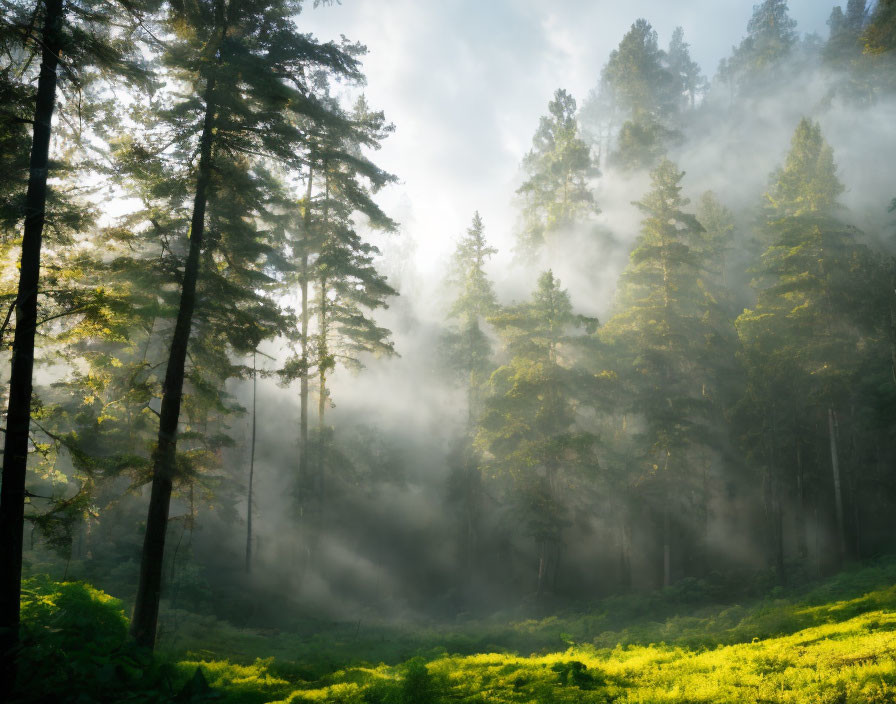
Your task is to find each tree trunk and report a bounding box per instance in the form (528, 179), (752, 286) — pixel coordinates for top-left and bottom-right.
(828, 407), (847, 561)
(298, 164), (313, 526)
(536, 540), (547, 599)
(662, 451), (671, 588)
(765, 417), (785, 585)
(662, 504), (671, 588)
(245, 351), (257, 573)
(0, 0), (64, 676)
(772, 479), (785, 585)
(129, 60), (219, 650)
(619, 505), (632, 590)
(847, 405), (861, 559)
(795, 444), (808, 560)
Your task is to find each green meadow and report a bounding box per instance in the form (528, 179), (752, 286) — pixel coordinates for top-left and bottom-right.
(14, 557), (896, 703)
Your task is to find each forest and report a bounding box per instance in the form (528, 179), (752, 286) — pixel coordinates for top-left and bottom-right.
(1, 0), (896, 701)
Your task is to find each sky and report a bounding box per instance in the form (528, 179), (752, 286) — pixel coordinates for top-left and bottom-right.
(298, 0), (835, 277)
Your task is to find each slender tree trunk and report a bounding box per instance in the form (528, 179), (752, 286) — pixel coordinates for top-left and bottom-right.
(551, 538), (562, 591)
(298, 164), (313, 525)
(130, 56), (220, 650)
(889, 271), (896, 387)
(310, 279), (326, 570)
(461, 459), (480, 595)
(662, 504), (671, 588)
(618, 507), (632, 590)
(849, 464), (860, 559)
(535, 462), (557, 601)
(828, 407), (847, 561)
(0, 0), (64, 677)
(536, 540), (546, 599)
(698, 450), (710, 578)
(847, 405), (861, 559)
(245, 351), (257, 573)
(307, 167), (330, 570)
(772, 478), (785, 584)
(795, 444), (808, 560)
(318, 363), (326, 426)
(765, 414), (785, 585)
(661, 450), (672, 588)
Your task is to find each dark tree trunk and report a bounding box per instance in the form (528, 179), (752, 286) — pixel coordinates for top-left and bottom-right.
(298, 164), (313, 529)
(772, 479), (785, 585)
(0, 0), (64, 679)
(764, 417), (785, 585)
(828, 407), (847, 562)
(618, 505), (632, 591)
(847, 405), (861, 560)
(536, 540), (547, 599)
(245, 351), (257, 573)
(764, 464), (785, 585)
(129, 65), (218, 650)
(662, 504), (671, 588)
(795, 444), (808, 560)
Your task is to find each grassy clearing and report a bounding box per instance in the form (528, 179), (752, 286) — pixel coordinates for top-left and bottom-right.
(14, 558), (896, 703)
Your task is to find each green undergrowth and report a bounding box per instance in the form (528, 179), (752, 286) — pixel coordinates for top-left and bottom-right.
(13, 557), (896, 703)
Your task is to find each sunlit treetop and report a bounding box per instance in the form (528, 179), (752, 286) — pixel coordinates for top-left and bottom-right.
(765, 118), (844, 218)
(516, 89), (598, 256)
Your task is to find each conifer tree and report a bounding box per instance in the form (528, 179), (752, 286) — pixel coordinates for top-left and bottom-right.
(278, 94), (396, 563)
(864, 0), (896, 54)
(516, 89), (598, 256)
(310, 96), (397, 431)
(477, 271), (596, 597)
(600, 19), (679, 171)
(725, 0), (798, 93)
(129, 0), (362, 649)
(667, 27), (705, 111)
(601, 159), (716, 587)
(308, 102), (397, 554)
(826, 0), (868, 64)
(824, 1), (876, 102)
(0, 0), (152, 666)
(445, 212), (498, 426)
(737, 118), (883, 574)
(443, 212), (498, 593)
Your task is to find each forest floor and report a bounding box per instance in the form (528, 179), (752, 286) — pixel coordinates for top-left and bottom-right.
(13, 557), (896, 703)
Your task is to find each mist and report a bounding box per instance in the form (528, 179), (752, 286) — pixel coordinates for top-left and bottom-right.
(4, 0), (896, 701)
(201, 0), (896, 623)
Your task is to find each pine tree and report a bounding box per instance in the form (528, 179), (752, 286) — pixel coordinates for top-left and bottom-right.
(129, 0), (362, 650)
(601, 19), (679, 171)
(310, 95), (397, 431)
(667, 27), (705, 111)
(864, 0), (896, 54)
(443, 211), (498, 596)
(725, 0), (798, 93)
(0, 0), (152, 668)
(445, 212), (498, 426)
(736, 118), (883, 575)
(862, 0), (896, 92)
(602, 19), (676, 122)
(477, 271), (596, 598)
(601, 159), (716, 587)
(516, 89), (598, 256)
(277, 93), (396, 566)
(307, 97), (397, 556)
(826, 1), (868, 64)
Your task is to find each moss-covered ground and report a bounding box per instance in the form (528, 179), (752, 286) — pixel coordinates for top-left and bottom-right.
(12, 558), (896, 703)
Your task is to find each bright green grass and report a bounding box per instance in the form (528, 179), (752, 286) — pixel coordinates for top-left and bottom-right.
(16, 559), (896, 703)
(175, 605), (896, 703)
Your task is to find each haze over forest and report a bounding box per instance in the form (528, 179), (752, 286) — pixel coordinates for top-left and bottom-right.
(1, 0), (896, 702)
